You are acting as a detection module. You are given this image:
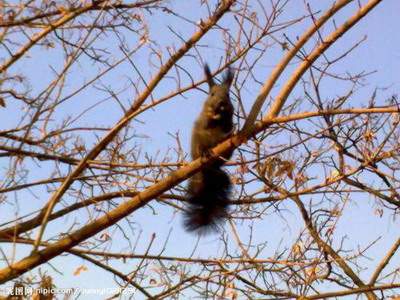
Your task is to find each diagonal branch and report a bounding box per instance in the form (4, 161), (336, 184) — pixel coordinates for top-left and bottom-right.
(369, 237), (400, 284)
(291, 194), (377, 299)
(241, 0), (354, 134)
(263, 0), (382, 122)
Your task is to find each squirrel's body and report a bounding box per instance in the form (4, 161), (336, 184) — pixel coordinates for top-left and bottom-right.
(184, 65), (234, 233)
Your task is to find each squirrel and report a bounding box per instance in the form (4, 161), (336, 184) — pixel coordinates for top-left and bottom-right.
(184, 64), (234, 234)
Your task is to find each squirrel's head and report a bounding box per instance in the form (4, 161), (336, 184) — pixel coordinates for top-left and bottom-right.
(204, 64), (234, 121)
(204, 64), (233, 97)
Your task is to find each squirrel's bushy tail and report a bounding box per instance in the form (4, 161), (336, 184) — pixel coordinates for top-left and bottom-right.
(184, 166), (231, 234)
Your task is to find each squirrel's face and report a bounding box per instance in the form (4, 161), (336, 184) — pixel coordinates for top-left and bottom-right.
(202, 64), (234, 126)
(206, 84), (232, 121)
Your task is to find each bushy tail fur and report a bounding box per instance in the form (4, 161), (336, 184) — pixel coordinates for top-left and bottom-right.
(184, 166), (231, 234)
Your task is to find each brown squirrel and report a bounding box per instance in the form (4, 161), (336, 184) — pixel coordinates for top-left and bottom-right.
(184, 64), (234, 234)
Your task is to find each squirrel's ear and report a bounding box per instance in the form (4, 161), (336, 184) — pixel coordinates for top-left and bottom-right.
(204, 64), (215, 88)
(224, 66), (234, 87)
